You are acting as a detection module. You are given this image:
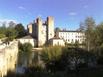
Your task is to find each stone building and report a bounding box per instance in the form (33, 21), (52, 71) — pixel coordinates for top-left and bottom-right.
(27, 16), (85, 47)
(27, 16), (54, 47)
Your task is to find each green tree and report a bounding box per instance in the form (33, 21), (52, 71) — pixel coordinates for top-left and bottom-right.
(94, 23), (103, 56)
(0, 34), (5, 39)
(78, 22), (85, 31)
(15, 23), (27, 38)
(0, 25), (7, 35)
(83, 17), (96, 51)
(5, 28), (17, 41)
(96, 23), (103, 46)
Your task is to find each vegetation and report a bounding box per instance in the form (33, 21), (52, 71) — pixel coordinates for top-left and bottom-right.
(4, 17), (103, 77)
(0, 23), (27, 42)
(15, 23), (27, 38)
(18, 42), (33, 67)
(6, 47), (103, 77)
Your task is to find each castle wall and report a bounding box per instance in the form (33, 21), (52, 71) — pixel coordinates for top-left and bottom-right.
(0, 41), (18, 77)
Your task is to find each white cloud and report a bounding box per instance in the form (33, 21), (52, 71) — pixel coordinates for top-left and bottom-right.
(0, 19), (17, 23)
(18, 6), (26, 10)
(68, 12), (77, 16)
(0, 19), (17, 27)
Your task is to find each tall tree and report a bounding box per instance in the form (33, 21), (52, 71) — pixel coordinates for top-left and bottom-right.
(84, 17), (96, 51)
(15, 23), (27, 38)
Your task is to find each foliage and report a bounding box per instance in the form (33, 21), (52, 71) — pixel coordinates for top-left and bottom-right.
(0, 34), (5, 39)
(84, 17), (96, 51)
(5, 28), (17, 41)
(61, 48), (96, 70)
(0, 24), (17, 41)
(41, 46), (63, 72)
(15, 23), (27, 38)
(0, 25), (7, 34)
(18, 42), (33, 67)
(41, 46), (62, 63)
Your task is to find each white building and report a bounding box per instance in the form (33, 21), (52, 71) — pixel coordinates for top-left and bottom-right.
(18, 35), (36, 47)
(49, 38), (65, 46)
(58, 31), (85, 44)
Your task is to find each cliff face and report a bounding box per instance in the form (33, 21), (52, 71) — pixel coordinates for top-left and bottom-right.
(0, 41), (18, 77)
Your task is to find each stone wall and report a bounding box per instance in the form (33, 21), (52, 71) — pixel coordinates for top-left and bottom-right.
(0, 41), (18, 77)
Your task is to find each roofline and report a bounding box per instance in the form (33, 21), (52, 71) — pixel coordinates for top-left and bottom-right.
(59, 30), (84, 32)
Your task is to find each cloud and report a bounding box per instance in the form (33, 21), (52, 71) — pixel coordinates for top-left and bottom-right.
(0, 19), (17, 27)
(0, 19), (17, 23)
(18, 6), (26, 10)
(68, 12), (77, 16)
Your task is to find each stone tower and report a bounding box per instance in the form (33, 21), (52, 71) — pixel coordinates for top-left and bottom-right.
(27, 23), (33, 35)
(36, 17), (43, 46)
(47, 16), (54, 41)
(27, 16), (55, 47)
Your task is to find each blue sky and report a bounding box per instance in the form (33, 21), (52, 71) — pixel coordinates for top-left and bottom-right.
(0, 0), (103, 30)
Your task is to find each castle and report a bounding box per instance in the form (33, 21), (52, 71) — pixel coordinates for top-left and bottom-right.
(27, 16), (85, 47)
(27, 16), (54, 46)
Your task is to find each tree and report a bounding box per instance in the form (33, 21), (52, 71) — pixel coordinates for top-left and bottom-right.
(0, 34), (5, 39)
(5, 28), (17, 41)
(83, 17), (96, 51)
(78, 22), (85, 31)
(15, 23), (27, 38)
(0, 25), (7, 35)
(61, 47), (96, 71)
(54, 27), (61, 37)
(96, 23), (103, 46)
(8, 21), (16, 28)
(94, 23), (103, 56)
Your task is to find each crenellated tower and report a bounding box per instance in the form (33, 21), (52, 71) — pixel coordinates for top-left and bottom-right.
(47, 16), (54, 41)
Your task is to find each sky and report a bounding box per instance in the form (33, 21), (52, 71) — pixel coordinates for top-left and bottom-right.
(0, 0), (103, 30)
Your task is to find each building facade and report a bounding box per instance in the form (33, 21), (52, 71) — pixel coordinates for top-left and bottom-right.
(18, 35), (36, 47)
(49, 38), (65, 46)
(27, 16), (54, 46)
(27, 16), (85, 47)
(58, 31), (85, 44)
